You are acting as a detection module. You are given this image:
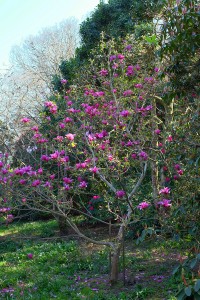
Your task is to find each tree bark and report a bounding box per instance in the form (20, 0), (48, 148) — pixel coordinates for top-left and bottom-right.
(110, 246), (121, 284)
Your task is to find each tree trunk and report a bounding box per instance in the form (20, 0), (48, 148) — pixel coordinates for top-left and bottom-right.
(57, 216), (69, 236)
(110, 246), (121, 284)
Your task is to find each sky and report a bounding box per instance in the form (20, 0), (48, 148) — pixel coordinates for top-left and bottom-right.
(0, 0), (104, 70)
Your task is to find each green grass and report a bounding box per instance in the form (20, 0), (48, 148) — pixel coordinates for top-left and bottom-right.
(0, 220), (193, 299)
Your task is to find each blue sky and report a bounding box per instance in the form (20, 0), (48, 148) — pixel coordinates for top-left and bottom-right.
(0, 0), (103, 68)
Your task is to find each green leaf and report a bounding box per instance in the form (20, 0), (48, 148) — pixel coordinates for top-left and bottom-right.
(173, 265), (180, 275)
(190, 258), (198, 269)
(176, 288), (186, 300)
(185, 286), (192, 297)
(194, 280), (200, 292)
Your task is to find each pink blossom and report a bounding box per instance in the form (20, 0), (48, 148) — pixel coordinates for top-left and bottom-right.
(31, 126), (39, 131)
(174, 164), (181, 170)
(89, 166), (99, 173)
(27, 253), (33, 259)
(63, 117), (73, 123)
(131, 153), (137, 159)
(124, 44), (132, 51)
(41, 155), (50, 162)
(159, 187), (170, 194)
(79, 181), (88, 189)
(167, 135), (173, 142)
(165, 177), (171, 182)
(99, 69), (108, 76)
(158, 199), (171, 207)
(120, 110), (130, 117)
(63, 177), (73, 184)
(59, 123), (65, 129)
(49, 174), (55, 180)
(116, 190), (126, 198)
(21, 117), (30, 123)
(93, 195), (100, 199)
(31, 179), (41, 187)
(139, 151), (148, 161)
(37, 168), (43, 175)
(137, 202), (150, 210)
(67, 101), (73, 106)
(19, 179), (27, 185)
(177, 169), (183, 175)
(61, 79), (67, 84)
(123, 90), (133, 97)
(65, 133), (76, 141)
(135, 83), (143, 89)
(154, 67), (159, 72)
(155, 129), (161, 134)
(64, 184), (71, 190)
(109, 55), (117, 61)
(117, 54), (125, 60)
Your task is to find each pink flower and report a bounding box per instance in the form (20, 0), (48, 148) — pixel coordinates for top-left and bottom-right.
(37, 168), (43, 175)
(19, 179), (27, 185)
(174, 164), (181, 170)
(99, 69), (108, 76)
(159, 187), (170, 195)
(31, 180), (41, 187)
(89, 166), (99, 173)
(27, 253), (33, 259)
(79, 181), (88, 189)
(116, 190), (126, 198)
(123, 90), (133, 97)
(138, 202), (150, 210)
(93, 195), (100, 199)
(65, 133), (76, 141)
(21, 117), (30, 123)
(135, 83), (143, 89)
(63, 177), (73, 184)
(41, 155), (50, 162)
(117, 54), (125, 60)
(61, 79), (67, 84)
(120, 110), (130, 117)
(139, 151), (148, 161)
(155, 129), (161, 134)
(177, 169), (183, 175)
(158, 199), (171, 207)
(167, 135), (173, 142)
(49, 174), (55, 180)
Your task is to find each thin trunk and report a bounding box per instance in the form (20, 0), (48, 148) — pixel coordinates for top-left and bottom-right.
(151, 99), (159, 205)
(57, 215), (69, 236)
(110, 246), (121, 284)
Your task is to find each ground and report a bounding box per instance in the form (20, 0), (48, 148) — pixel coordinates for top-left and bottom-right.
(0, 219), (197, 299)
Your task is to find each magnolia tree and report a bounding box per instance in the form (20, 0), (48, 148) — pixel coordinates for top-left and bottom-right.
(0, 40), (181, 283)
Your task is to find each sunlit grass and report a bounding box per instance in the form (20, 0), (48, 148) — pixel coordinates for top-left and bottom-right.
(0, 219), (189, 299)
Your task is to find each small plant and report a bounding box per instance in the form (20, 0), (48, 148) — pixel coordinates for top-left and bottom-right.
(173, 252), (200, 299)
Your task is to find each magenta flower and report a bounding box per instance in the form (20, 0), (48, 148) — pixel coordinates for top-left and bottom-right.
(137, 202), (150, 210)
(116, 190), (126, 198)
(65, 133), (76, 141)
(135, 83), (143, 89)
(117, 54), (125, 60)
(123, 90), (133, 97)
(93, 195), (100, 199)
(63, 177), (73, 184)
(27, 253), (33, 259)
(158, 199), (171, 207)
(139, 151), (148, 161)
(120, 110), (130, 117)
(167, 135), (173, 142)
(159, 187), (170, 195)
(89, 166), (99, 173)
(41, 155), (50, 162)
(21, 117), (30, 123)
(31, 180), (41, 187)
(61, 79), (67, 84)
(155, 129), (161, 134)
(79, 181), (88, 189)
(99, 69), (108, 76)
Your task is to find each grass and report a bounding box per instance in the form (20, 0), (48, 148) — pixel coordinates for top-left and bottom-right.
(0, 219), (194, 299)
